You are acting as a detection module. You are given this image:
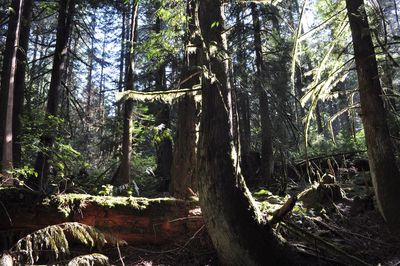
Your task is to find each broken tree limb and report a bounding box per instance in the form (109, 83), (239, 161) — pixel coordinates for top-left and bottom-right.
(269, 196), (297, 225)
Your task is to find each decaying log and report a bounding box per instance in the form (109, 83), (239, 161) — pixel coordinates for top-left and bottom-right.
(0, 189), (203, 249)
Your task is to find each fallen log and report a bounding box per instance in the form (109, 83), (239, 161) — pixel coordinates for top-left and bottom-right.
(0, 189), (203, 249)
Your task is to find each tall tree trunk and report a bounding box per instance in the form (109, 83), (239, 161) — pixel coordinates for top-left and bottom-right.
(29, 0), (76, 191)
(98, 35), (106, 136)
(251, 3), (274, 182)
(86, 19), (96, 115)
(197, 0), (295, 264)
(153, 8), (173, 189)
(237, 92), (251, 156)
(117, 8), (127, 118)
(0, 0), (19, 172)
(13, 0), (33, 168)
(1, 0), (24, 177)
(346, 0), (400, 228)
(234, 5), (251, 158)
(26, 31), (40, 115)
(170, 0), (201, 198)
(119, 0), (139, 187)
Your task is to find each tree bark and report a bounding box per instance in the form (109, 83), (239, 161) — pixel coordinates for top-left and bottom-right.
(170, 0), (201, 199)
(117, 7), (127, 118)
(119, 0), (139, 187)
(29, 0), (76, 191)
(197, 0), (295, 264)
(346, 0), (400, 228)
(0, 0), (19, 173)
(1, 0), (25, 178)
(251, 3), (274, 182)
(153, 7), (173, 189)
(0, 191), (203, 250)
(237, 92), (251, 157)
(12, 0), (34, 168)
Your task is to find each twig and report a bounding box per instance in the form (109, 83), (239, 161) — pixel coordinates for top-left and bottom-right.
(0, 200), (12, 226)
(293, 243), (350, 266)
(311, 217), (394, 247)
(116, 242), (126, 266)
(128, 225), (206, 256)
(282, 220), (371, 266)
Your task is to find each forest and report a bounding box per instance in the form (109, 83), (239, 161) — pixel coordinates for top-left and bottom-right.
(0, 0), (400, 265)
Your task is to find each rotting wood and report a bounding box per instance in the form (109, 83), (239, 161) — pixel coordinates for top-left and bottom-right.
(0, 189), (204, 248)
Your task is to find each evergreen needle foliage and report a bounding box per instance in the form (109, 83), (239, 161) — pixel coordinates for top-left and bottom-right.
(11, 222), (125, 265)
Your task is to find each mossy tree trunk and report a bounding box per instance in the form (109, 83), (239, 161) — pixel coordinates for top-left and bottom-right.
(170, 0), (201, 199)
(346, 0), (400, 228)
(119, 0), (139, 187)
(196, 0), (296, 264)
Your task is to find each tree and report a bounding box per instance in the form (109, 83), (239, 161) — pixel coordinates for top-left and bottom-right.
(196, 0), (295, 264)
(119, 0), (139, 187)
(346, 0), (400, 228)
(251, 3), (274, 182)
(0, 0), (24, 178)
(153, 1), (173, 189)
(170, 0), (201, 198)
(13, 0), (34, 167)
(0, 0), (33, 176)
(29, 0), (77, 191)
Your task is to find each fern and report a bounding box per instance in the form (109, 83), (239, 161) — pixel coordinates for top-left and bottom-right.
(10, 222), (126, 265)
(67, 253), (110, 266)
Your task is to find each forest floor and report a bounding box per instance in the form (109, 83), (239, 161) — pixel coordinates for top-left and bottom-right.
(277, 181), (400, 266)
(97, 178), (400, 266)
(2, 176), (399, 265)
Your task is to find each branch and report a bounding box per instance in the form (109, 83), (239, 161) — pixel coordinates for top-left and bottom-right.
(269, 196), (297, 225)
(116, 87), (202, 104)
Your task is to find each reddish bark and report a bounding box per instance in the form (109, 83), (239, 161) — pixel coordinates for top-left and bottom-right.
(0, 191), (204, 246)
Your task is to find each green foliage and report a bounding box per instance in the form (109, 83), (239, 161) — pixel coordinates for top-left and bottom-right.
(254, 189), (272, 197)
(21, 113), (87, 186)
(301, 127), (366, 158)
(6, 165), (37, 186)
(11, 222), (125, 265)
(131, 152), (158, 197)
(211, 21), (220, 29)
(98, 184), (114, 196)
(38, 2), (58, 13)
(151, 126), (172, 145)
(138, 0), (186, 70)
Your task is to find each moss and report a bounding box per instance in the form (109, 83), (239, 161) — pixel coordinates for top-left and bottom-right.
(0, 189), (197, 219)
(298, 183), (346, 209)
(49, 194), (184, 217)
